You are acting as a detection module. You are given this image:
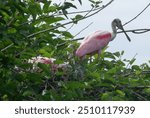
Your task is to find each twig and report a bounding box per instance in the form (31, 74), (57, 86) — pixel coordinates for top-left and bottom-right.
(1, 43), (14, 52)
(74, 22), (93, 38)
(129, 86), (150, 89)
(69, 28), (150, 42)
(82, 0), (114, 20)
(118, 28), (150, 34)
(123, 3), (150, 26)
(126, 53), (137, 69)
(54, 7), (103, 16)
(56, 23), (75, 39)
(57, 22), (93, 47)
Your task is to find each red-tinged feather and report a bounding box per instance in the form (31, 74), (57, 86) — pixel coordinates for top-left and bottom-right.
(96, 33), (111, 40)
(76, 30), (112, 58)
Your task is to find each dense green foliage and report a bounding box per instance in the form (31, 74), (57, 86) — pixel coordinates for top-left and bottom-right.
(0, 0), (150, 101)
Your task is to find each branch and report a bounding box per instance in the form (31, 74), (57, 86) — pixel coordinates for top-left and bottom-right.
(20, 2), (110, 26)
(67, 28), (150, 43)
(123, 2), (150, 26)
(129, 86), (150, 89)
(57, 22), (93, 47)
(1, 43), (14, 52)
(131, 91), (148, 101)
(27, 0), (114, 38)
(118, 28), (150, 34)
(55, 7), (103, 16)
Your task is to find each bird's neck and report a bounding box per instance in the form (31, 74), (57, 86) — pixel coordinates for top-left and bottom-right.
(111, 22), (117, 41)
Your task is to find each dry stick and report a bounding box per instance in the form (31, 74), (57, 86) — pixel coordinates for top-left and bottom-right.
(74, 22), (94, 38)
(123, 3), (150, 26)
(27, 0), (114, 38)
(1, 43), (14, 52)
(56, 23), (75, 40)
(117, 28), (150, 34)
(57, 22), (93, 47)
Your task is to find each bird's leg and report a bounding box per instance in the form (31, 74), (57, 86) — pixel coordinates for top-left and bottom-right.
(97, 49), (101, 60)
(80, 55), (85, 61)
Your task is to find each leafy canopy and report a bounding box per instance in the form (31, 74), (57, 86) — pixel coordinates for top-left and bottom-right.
(0, 0), (150, 101)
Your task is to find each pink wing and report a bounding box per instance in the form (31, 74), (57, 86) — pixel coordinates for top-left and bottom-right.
(76, 30), (112, 57)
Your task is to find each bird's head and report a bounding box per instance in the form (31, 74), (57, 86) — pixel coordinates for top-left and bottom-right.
(112, 18), (131, 42)
(113, 18), (123, 29)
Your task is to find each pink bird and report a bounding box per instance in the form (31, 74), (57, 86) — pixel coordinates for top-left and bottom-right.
(76, 19), (131, 59)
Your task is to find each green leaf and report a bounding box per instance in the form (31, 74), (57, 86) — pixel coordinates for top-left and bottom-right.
(135, 70), (142, 75)
(116, 90), (125, 96)
(61, 31), (73, 38)
(23, 90), (33, 97)
(63, 2), (77, 9)
(62, 9), (68, 19)
(121, 50), (124, 55)
(132, 65), (140, 70)
(37, 63), (51, 75)
(2, 94), (9, 100)
(48, 5), (58, 12)
(43, 1), (51, 13)
(101, 92), (113, 100)
(75, 14), (83, 21)
(78, 0), (82, 5)
(104, 52), (116, 59)
(28, 2), (42, 20)
(144, 88), (150, 94)
(43, 16), (65, 24)
(107, 67), (117, 74)
(113, 52), (120, 58)
(130, 58), (136, 65)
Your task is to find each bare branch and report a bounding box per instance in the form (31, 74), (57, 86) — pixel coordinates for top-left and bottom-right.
(123, 3), (150, 26)
(70, 28), (150, 43)
(117, 28), (150, 34)
(57, 22), (93, 47)
(74, 22), (93, 38)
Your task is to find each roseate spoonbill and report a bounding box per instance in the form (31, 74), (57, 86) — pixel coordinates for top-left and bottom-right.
(75, 18), (131, 59)
(28, 56), (56, 64)
(28, 56), (70, 73)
